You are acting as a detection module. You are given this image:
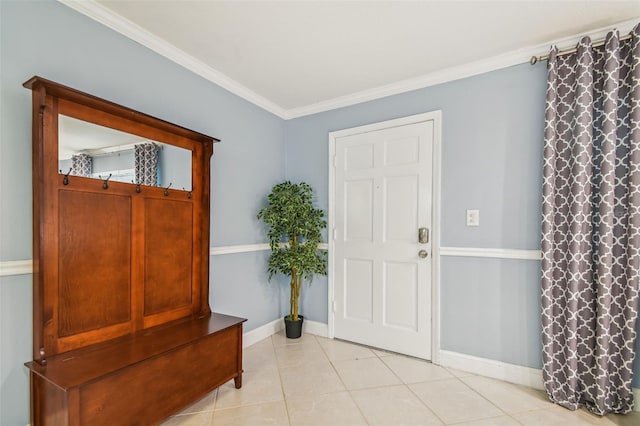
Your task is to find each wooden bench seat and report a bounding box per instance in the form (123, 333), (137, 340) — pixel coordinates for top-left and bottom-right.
(26, 313), (246, 426)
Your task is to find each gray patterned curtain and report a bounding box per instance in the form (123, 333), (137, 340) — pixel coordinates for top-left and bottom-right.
(70, 153), (92, 177)
(541, 25), (640, 415)
(135, 142), (160, 186)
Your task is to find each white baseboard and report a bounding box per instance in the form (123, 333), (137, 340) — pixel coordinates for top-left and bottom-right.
(439, 350), (545, 390)
(243, 318), (328, 348)
(302, 319), (329, 338)
(243, 318), (283, 348)
(439, 350), (640, 412)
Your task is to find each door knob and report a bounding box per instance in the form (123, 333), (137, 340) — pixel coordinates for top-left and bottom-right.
(418, 250), (428, 259)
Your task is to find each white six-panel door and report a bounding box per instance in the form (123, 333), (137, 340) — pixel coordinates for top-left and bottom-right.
(331, 115), (437, 360)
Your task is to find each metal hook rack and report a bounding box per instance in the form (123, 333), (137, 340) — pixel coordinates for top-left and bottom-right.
(183, 187), (192, 199)
(60, 168), (72, 185)
(100, 173), (112, 189)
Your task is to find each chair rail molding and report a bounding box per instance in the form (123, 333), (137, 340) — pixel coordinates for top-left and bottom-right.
(210, 243), (328, 256)
(440, 247), (541, 261)
(1, 245), (535, 278)
(0, 243), (332, 278)
(0, 260), (33, 277)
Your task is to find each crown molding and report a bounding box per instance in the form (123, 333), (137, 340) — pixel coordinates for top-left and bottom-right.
(282, 47), (535, 119)
(58, 0), (288, 119)
(283, 17), (640, 119)
(57, 1), (639, 121)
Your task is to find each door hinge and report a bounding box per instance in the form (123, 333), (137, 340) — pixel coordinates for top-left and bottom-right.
(332, 155), (337, 167)
(333, 228), (337, 240)
(332, 300), (336, 313)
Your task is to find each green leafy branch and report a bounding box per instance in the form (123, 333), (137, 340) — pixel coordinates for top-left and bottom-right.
(257, 181), (327, 321)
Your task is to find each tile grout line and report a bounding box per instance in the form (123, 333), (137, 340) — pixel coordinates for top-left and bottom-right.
(403, 378), (449, 425)
(318, 337), (373, 426)
(379, 354), (447, 425)
(219, 338), (508, 425)
(455, 375), (514, 422)
(455, 375), (568, 424)
(167, 334), (639, 425)
(324, 338), (459, 425)
(272, 334), (294, 426)
(211, 378), (220, 416)
(164, 388), (217, 420)
(377, 354), (473, 425)
(209, 346), (286, 415)
(445, 414), (523, 426)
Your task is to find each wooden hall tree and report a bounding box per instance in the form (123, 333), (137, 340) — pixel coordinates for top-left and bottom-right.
(24, 76), (246, 425)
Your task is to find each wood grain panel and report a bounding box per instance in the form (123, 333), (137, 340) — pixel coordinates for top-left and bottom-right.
(58, 191), (131, 337)
(79, 326), (239, 425)
(31, 374), (69, 426)
(144, 198), (193, 316)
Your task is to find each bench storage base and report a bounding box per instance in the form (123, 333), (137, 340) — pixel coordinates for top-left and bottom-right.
(27, 313), (245, 426)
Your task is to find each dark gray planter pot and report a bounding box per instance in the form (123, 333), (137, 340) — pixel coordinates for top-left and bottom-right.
(284, 315), (304, 339)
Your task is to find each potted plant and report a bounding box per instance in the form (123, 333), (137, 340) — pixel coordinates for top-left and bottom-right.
(257, 181), (327, 338)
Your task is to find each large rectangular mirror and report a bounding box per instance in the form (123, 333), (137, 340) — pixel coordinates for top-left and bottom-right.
(58, 114), (192, 191)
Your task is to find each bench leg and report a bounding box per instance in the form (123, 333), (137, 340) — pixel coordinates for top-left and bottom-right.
(234, 372), (242, 389)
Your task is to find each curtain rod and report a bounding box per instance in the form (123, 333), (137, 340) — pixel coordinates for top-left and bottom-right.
(530, 31), (634, 65)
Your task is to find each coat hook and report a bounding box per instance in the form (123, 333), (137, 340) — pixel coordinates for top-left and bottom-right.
(164, 182), (172, 196)
(100, 173), (112, 189)
(183, 187), (192, 199)
(60, 168), (72, 185)
(132, 181), (141, 193)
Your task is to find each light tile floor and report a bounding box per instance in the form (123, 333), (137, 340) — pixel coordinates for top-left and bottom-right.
(161, 332), (640, 426)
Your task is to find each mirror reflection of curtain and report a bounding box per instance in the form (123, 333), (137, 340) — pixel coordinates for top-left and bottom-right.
(135, 142), (160, 186)
(70, 154), (92, 177)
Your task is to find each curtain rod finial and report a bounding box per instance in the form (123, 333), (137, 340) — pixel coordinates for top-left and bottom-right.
(530, 56), (538, 65)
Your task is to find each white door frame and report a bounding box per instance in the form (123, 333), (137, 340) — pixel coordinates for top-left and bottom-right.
(327, 111), (442, 364)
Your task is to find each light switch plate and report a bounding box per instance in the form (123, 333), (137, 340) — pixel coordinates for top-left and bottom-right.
(466, 209), (480, 227)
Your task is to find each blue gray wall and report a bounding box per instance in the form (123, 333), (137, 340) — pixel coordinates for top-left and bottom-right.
(159, 144), (192, 190)
(92, 151), (134, 178)
(1, 2), (639, 425)
(0, 1), (284, 425)
(284, 63), (547, 329)
(284, 63), (640, 387)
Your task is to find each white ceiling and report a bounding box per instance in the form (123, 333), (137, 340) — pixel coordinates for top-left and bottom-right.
(66, 1), (640, 118)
